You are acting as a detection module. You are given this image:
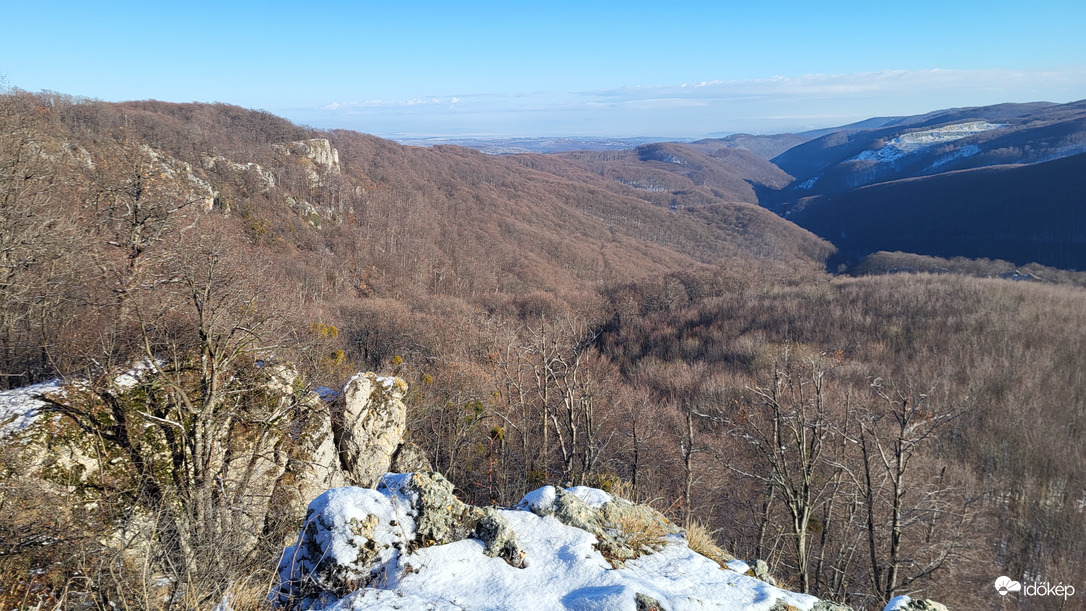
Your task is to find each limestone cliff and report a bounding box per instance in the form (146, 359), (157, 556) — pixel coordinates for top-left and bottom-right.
(0, 366), (425, 556)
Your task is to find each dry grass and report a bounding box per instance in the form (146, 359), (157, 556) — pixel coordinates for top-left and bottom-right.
(208, 575), (277, 611)
(608, 510), (670, 557)
(684, 520), (736, 568)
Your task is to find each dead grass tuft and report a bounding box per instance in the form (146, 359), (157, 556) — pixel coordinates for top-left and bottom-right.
(684, 520), (736, 568)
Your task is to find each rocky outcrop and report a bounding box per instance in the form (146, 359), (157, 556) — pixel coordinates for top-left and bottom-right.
(754, 558), (778, 586)
(138, 144), (217, 210)
(332, 373), (408, 487)
(1, 366), (418, 556)
(884, 595), (950, 611)
(201, 153), (277, 192)
(516, 485), (680, 567)
(273, 138), (341, 188)
(271, 479), (872, 611)
(378, 471), (527, 566)
(274, 472), (528, 608)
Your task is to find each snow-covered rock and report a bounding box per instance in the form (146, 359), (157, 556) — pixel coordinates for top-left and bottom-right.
(275, 472), (529, 608)
(273, 479), (843, 611)
(883, 595), (949, 611)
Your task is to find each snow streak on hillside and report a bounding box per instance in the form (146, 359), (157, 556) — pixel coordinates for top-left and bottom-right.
(851, 121), (1005, 163)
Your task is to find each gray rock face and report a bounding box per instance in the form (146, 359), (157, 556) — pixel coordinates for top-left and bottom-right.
(551, 487), (605, 532)
(475, 507), (527, 568)
(635, 592), (664, 610)
(332, 373), (408, 487)
(273, 138), (341, 187)
(754, 559), (778, 586)
(520, 486), (679, 568)
(381, 471), (478, 546)
(390, 440), (432, 473)
(276, 472), (529, 608)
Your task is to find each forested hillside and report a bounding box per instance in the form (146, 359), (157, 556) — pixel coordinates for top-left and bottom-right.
(760, 100), (1086, 270)
(2, 90), (1085, 610)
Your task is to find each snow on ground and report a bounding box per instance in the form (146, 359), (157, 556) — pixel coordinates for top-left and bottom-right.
(296, 483), (821, 611)
(113, 359), (158, 389)
(926, 144), (980, 171)
(850, 121), (1005, 164)
(0, 379), (60, 439)
(0, 363), (161, 439)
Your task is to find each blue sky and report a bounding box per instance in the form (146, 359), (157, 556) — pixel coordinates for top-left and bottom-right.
(3, 1), (1085, 138)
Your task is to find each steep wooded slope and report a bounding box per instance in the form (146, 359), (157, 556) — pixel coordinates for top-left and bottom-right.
(0, 91), (831, 388)
(783, 152), (1086, 270)
(769, 100), (1083, 200)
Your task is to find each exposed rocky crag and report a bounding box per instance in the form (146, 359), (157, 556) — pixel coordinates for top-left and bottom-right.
(272, 475), (947, 611)
(1, 367), (425, 557)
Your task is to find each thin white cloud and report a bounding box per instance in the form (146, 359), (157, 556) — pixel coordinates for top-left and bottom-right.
(585, 68), (1086, 103)
(299, 67), (1086, 137)
(322, 97), (455, 111)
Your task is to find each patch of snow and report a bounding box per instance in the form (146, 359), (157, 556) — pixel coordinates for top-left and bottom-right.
(850, 121), (1005, 164)
(376, 472), (422, 507)
(286, 480), (822, 611)
(855, 145), (907, 163)
(516, 485), (558, 513)
(726, 559), (750, 573)
(343, 372), (400, 392)
(0, 379), (61, 439)
(323, 507), (818, 611)
(796, 177), (819, 190)
(566, 486), (613, 508)
(113, 359), (158, 389)
(926, 144), (981, 171)
(883, 595), (913, 611)
(314, 386), (339, 401)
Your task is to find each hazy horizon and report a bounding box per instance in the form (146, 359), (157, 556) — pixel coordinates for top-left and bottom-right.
(4, 1), (1086, 139)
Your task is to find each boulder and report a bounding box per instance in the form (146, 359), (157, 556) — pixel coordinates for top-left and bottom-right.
(332, 373), (408, 487)
(517, 485), (679, 568)
(884, 595), (949, 611)
(754, 558), (778, 586)
(474, 507), (528, 568)
(636, 592), (665, 610)
(273, 486), (415, 608)
(275, 472), (529, 608)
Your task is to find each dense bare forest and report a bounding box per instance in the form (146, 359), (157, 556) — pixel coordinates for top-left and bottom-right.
(2, 90), (1084, 610)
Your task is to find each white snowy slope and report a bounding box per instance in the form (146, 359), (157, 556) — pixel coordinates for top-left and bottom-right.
(279, 481), (823, 611)
(850, 121), (1005, 164)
